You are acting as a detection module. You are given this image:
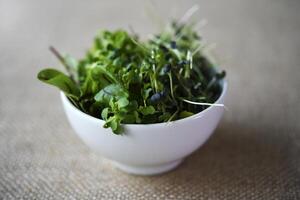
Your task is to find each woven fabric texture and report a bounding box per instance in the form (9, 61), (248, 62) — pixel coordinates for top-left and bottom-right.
(1, 0), (300, 199)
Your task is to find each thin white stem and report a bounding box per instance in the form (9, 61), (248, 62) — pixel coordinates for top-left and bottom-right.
(181, 98), (226, 108)
(129, 36), (149, 53)
(179, 5), (200, 24)
(187, 51), (193, 69)
(167, 110), (179, 123)
(175, 18), (207, 41)
(192, 44), (203, 56)
(168, 73), (175, 99)
(195, 19), (208, 30)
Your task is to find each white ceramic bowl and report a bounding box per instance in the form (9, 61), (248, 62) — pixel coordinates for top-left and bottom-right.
(61, 81), (227, 175)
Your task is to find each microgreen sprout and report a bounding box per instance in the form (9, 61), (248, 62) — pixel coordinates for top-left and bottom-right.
(37, 16), (226, 134)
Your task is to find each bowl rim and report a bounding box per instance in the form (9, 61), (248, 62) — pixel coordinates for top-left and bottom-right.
(61, 80), (227, 127)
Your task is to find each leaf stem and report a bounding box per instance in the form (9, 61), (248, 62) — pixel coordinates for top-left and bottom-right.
(168, 73), (175, 99)
(167, 109), (179, 123)
(180, 98), (225, 108)
(178, 5), (199, 24)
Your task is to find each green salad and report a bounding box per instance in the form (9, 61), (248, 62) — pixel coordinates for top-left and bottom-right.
(37, 21), (225, 134)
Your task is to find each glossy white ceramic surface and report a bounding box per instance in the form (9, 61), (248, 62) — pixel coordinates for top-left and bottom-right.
(61, 82), (227, 175)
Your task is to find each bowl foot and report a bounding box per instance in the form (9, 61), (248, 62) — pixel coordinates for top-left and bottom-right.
(113, 159), (183, 176)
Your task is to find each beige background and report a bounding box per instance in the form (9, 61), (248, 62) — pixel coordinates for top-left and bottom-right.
(1, 0), (300, 199)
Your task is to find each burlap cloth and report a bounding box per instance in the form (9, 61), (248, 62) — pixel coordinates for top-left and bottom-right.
(1, 0), (299, 199)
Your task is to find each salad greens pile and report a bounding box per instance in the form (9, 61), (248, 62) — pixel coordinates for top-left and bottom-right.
(38, 21), (225, 134)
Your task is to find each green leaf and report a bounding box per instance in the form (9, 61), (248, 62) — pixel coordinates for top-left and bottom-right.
(80, 69), (101, 96)
(139, 106), (156, 115)
(117, 97), (129, 108)
(91, 63), (118, 84)
(179, 111), (194, 119)
(94, 84), (128, 104)
(37, 68), (80, 98)
(104, 116), (123, 134)
(158, 112), (171, 122)
(110, 118), (118, 131)
(114, 30), (128, 48)
(143, 88), (152, 99)
(101, 107), (109, 120)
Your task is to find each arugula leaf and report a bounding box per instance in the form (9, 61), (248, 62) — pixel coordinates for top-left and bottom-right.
(37, 68), (80, 98)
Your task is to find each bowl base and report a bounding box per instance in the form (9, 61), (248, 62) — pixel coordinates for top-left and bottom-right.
(113, 159), (183, 176)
